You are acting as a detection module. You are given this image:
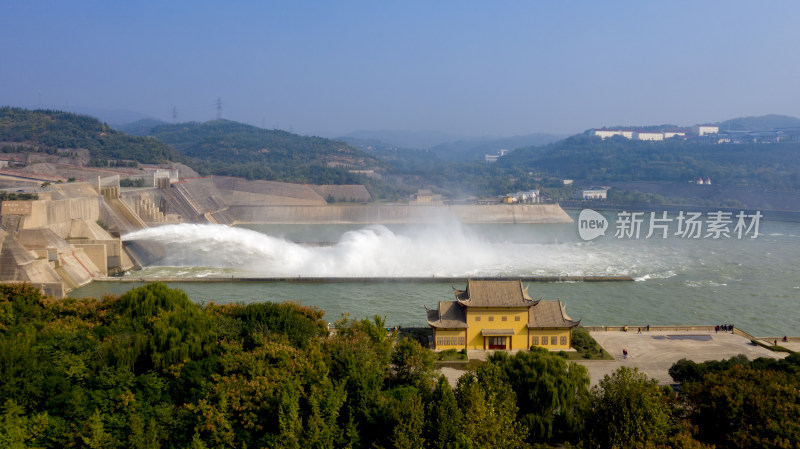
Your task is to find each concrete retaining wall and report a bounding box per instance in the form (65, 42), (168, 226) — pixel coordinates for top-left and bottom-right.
(584, 325), (718, 332)
(69, 238), (127, 271)
(55, 248), (101, 289)
(46, 197), (101, 230)
(73, 243), (107, 274)
(228, 203), (573, 224)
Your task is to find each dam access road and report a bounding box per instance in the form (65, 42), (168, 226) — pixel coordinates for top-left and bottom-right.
(96, 275), (635, 284)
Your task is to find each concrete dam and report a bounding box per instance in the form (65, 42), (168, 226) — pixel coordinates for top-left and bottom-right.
(138, 176), (573, 225)
(1, 175), (573, 295)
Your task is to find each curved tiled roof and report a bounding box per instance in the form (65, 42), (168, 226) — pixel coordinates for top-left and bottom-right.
(426, 300), (468, 328)
(454, 280), (535, 307)
(528, 299), (581, 329)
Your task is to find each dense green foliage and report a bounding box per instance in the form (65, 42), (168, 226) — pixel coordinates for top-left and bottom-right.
(0, 192), (38, 201)
(669, 353), (800, 384)
(669, 353), (800, 449)
(501, 134), (800, 190)
(0, 107), (182, 164)
(571, 326), (610, 359)
(682, 366), (800, 448)
(2, 282), (798, 448)
(586, 367), (674, 448)
(489, 348), (590, 443)
(119, 178), (146, 187)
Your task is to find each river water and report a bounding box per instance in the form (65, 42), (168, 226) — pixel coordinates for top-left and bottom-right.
(70, 211), (800, 337)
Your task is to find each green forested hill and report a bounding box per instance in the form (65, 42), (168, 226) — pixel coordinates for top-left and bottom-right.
(0, 109), (393, 191)
(147, 120), (387, 183)
(501, 134), (800, 190)
(0, 107), (181, 164)
(716, 114), (800, 132)
(115, 118), (169, 136)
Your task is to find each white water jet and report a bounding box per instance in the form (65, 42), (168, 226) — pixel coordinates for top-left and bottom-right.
(122, 223), (681, 278)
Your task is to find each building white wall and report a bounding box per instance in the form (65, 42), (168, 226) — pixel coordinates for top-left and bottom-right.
(580, 189), (607, 200)
(636, 132), (664, 141)
(694, 125), (719, 136)
(593, 130), (623, 139)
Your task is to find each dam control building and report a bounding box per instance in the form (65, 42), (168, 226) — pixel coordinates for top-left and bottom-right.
(426, 280), (580, 351)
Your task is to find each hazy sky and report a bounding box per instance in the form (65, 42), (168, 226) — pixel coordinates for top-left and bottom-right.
(2, 1), (799, 137)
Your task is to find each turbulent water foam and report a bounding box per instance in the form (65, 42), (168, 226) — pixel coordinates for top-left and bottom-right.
(122, 223), (681, 278)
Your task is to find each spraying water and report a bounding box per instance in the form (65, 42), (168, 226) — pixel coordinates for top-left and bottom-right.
(121, 222), (684, 278)
(91, 219), (800, 336)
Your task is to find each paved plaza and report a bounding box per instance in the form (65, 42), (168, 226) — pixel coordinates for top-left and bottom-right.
(576, 330), (786, 385)
(438, 329), (789, 388)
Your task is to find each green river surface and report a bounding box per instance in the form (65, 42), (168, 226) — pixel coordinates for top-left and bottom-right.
(70, 211), (799, 337)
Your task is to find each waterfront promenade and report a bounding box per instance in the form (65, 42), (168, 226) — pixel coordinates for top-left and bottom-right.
(438, 328), (792, 387)
(576, 329), (788, 385)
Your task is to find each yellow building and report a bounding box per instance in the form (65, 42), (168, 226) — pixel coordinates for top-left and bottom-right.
(426, 280), (580, 351)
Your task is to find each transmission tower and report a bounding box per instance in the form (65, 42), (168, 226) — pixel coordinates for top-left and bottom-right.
(171, 106), (178, 124)
(215, 97), (223, 120)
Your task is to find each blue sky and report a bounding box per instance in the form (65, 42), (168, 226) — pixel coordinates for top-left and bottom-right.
(2, 1), (799, 137)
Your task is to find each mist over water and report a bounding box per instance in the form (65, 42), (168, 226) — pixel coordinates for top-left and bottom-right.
(121, 222), (681, 278)
(92, 216), (800, 335)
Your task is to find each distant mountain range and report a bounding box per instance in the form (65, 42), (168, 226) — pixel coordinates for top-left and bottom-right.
(6, 106), (800, 205)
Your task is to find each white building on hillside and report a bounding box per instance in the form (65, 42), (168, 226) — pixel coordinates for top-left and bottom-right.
(635, 131), (664, 141)
(664, 131), (687, 139)
(693, 125), (719, 136)
(512, 190), (540, 203)
(592, 129), (635, 140)
(579, 188), (608, 200)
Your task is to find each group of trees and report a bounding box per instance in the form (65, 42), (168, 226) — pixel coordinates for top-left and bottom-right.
(0, 191), (38, 201)
(2, 282), (797, 448)
(669, 355), (800, 447)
